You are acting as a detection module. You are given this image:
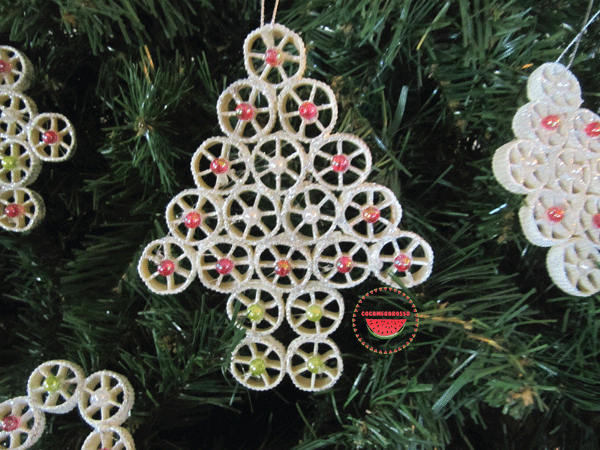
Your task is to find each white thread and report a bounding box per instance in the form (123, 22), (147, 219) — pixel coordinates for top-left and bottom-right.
(260, 0), (280, 27)
(556, 6), (600, 66)
(271, 0), (280, 25)
(260, 0), (265, 27)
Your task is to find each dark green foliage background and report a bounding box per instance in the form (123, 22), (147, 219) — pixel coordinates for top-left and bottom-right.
(1, 0), (600, 449)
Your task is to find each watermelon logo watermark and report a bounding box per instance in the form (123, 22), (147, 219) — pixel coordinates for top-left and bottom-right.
(352, 287), (419, 354)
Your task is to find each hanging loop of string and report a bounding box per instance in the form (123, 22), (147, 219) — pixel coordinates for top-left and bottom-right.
(260, 0), (281, 27)
(556, 0), (599, 67)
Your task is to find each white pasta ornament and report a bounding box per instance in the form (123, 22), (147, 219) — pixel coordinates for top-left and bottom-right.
(0, 46), (33, 91)
(78, 371), (134, 428)
(0, 45), (76, 233)
(493, 62), (600, 296)
(0, 396), (46, 449)
(226, 283), (285, 335)
(0, 187), (45, 232)
(27, 360), (85, 414)
(230, 334), (287, 391)
(286, 282), (344, 336)
(138, 237), (197, 295)
(137, 23), (434, 391)
(285, 336), (343, 392)
(0, 360), (137, 449)
(81, 425), (135, 450)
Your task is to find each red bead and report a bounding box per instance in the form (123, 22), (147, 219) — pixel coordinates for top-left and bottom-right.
(275, 260), (291, 277)
(42, 130), (59, 144)
(593, 214), (600, 228)
(216, 258), (234, 275)
(541, 115), (560, 130)
(336, 256), (353, 274)
(393, 254), (412, 272)
(265, 49), (283, 66)
(0, 60), (11, 74)
(362, 206), (380, 223)
(298, 102), (318, 121)
(157, 260), (176, 276)
(184, 211), (202, 229)
(546, 206), (565, 223)
(1, 414), (20, 432)
(210, 158), (229, 175)
(331, 154), (349, 173)
(4, 203), (23, 218)
(235, 103), (256, 121)
(585, 122), (600, 137)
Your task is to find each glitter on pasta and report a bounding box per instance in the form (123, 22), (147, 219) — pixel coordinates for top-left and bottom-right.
(0, 46), (76, 233)
(138, 23), (434, 391)
(493, 62), (600, 297)
(0, 360), (135, 449)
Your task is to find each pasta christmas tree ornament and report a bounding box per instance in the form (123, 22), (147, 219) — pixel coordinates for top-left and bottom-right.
(0, 360), (136, 449)
(138, 22), (434, 391)
(493, 62), (600, 297)
(0, 45), (76, 233)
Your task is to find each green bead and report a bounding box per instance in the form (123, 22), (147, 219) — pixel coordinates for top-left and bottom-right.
(305, 305), (323, 322)
(249, 358), (266, 376)
(43, 375), (62, 393)
(307, 356), (324, 374)
(246, 304), (264, 322)
(1, 156), (17, 171)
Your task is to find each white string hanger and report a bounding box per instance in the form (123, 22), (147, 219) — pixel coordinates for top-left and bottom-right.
(260, 0), (281, 27)
(556, 0), (599, 68)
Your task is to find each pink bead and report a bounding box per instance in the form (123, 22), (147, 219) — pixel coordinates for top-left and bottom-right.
(393, 254), (412, 272)
(336, 256), (353, 274)
(275, 260), (291, 277)
(4, 203), (23, 218)
(331, 154), (349, 173)
(298, 102), (318, 121)
(546, 206), (564, 223)
(265, 49), (283, 66)
(585, 122), (600, 137)
(210, 158), (229, 175)
(593, 214), (600, 228)
(362, 206), (380, 223)
(0, 60), (11, 74)
(235, 103), (256, 121)
(216, 258), (234, 275)
(541, 115), (560, 131)
(184, 211), (202, 229)
(1, 414), (20, 432)
(42, 130), (59, 144)
(158, 260), (176, 276)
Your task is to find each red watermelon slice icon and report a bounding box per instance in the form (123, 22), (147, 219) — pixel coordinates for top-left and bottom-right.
(365, 318), (406, 339)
